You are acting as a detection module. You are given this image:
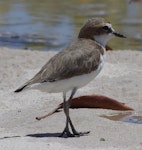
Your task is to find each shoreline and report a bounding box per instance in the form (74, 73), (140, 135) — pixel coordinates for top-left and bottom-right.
(0, 47), (142, 150)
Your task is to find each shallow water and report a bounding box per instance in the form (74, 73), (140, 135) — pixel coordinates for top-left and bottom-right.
(0, 0), (142, 51)
(101, 111), (142, 124)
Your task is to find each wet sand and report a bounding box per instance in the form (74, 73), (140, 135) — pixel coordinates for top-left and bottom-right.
(0, 47), (142, 150)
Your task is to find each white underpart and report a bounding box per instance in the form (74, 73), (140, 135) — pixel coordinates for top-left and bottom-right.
(29, 54), (105, 93)
(93, 23), (115, 47)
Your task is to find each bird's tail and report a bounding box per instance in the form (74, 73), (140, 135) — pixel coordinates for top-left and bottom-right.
(14, 84), (28, 92)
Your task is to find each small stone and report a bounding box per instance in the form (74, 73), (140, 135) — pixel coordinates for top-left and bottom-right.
(100, 138), (105, 141)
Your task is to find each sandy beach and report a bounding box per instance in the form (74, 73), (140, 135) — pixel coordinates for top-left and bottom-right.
(0, 47), (142, 150)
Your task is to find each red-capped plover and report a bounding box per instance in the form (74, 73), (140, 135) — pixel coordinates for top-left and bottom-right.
(15, 17), (126, 137)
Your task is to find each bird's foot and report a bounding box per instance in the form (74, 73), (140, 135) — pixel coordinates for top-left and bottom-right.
(59, 128), (75, 138)
(72, 130), (90, 137)
(59, 128), (90, 138)
(70, 124), (90, 137)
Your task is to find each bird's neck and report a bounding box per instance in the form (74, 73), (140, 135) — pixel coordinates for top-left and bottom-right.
(93, 33), (113, 48)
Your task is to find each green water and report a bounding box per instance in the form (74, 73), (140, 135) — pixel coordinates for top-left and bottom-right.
(0, 0), (142, 51)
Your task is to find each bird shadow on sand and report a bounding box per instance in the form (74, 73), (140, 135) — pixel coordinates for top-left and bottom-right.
(0, 136), (21, 140)
(26, 132), (90, 138)
(0, 133), (69, 139)
(26, 132), (62, 138)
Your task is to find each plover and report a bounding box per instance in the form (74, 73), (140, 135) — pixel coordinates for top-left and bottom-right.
(15, 17), (126, 137)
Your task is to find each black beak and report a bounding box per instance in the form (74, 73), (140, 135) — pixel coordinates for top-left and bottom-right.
(113, 32), (126, 38)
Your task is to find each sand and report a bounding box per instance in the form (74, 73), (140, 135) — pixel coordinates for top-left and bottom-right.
(0, 47), (142, 150)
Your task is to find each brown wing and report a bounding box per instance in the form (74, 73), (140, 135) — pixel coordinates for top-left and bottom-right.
(16, 39), (103, 91)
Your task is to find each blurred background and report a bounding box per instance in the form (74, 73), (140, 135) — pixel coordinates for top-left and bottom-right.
(0, 0), (142, 51)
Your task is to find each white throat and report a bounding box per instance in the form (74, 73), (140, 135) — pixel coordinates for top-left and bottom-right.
(93, 23), (115, 47)
(93, 33), (114, 47)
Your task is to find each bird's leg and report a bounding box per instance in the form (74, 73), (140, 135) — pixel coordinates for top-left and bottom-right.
(68, 117), (90, 136)
(59, 91), (74, 137)
(60, 88), (90, 137)
(68, 88), (90, 136)
(67, 88), (90, 136)
(67, 88), (79, 135)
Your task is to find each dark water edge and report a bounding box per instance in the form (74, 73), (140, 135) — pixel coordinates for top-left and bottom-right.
(101, 111), (142, 124)
(0, 0), (142, 51)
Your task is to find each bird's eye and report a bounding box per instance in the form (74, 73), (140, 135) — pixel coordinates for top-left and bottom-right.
(102, 26), (109, 31)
